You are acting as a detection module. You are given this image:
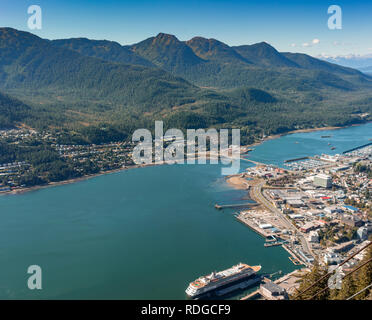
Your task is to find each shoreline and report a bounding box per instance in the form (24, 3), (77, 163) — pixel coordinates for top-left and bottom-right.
(1, 162), (164, 196)
(243, 125), (344, 149)
(1, 121), (369, 196)
(226, 122), (370, 189)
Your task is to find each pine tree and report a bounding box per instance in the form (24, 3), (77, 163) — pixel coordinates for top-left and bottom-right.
(336, 274), (356, 300)
(293, 262), (330, 300)
(354, 245), (372, 300)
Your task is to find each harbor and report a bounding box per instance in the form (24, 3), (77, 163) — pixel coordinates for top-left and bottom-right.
(0, 122), (370, 299)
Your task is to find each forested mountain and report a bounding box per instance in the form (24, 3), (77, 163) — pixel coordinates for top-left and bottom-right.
(0, 28), (202, 111)
(233, 42), (297, 67)
(130, 33), (205, 73)
(1, 27), (372, 144)
(185, 37), (250, 64)
(0, 91), (31, 129)
(53, 32), (372, 91)
(51, 38), (154, 67)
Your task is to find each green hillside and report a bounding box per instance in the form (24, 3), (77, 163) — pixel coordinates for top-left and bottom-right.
(0, 28), (371, 145)
(52, 38), (154, 67)
(0, 28), (201, 111)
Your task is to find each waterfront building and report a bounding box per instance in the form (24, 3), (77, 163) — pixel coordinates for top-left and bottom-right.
(260, 281), (288, 300)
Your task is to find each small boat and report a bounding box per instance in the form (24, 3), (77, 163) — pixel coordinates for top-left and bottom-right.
(331, 147), (336, 150)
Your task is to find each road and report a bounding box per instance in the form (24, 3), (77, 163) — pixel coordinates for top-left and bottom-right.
(250, 181), (314, 260)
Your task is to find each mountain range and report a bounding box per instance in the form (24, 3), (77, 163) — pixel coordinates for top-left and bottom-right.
(53, 32), (369, 91)
(319, 54), (372, 74)
(0, 27), (371, 143)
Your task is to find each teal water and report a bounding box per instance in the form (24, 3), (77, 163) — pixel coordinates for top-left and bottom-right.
(248, 122), (372, 167)
(0, 123), (370, 299)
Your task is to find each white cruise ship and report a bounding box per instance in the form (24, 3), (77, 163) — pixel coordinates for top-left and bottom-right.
(185, 263), (261, 298)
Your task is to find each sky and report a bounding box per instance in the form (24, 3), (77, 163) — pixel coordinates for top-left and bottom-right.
(1, 0), (372, 57)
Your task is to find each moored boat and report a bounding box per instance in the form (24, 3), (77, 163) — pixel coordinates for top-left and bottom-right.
(185, 263), (261, 298)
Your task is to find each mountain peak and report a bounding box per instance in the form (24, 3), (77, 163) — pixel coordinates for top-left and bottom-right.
(186, 36), (249, 63)
(153, 33), (179, 44)
(233, 42), (298, 67)
(130, 33), (203, 72)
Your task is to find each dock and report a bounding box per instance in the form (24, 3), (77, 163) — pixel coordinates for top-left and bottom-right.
(264, 240), (288, 247)
(282, 244), (305, 266)
(284, 156), (309, 163)
(215, 276), (262, 297)
(214, 203), (259, 210)
(236, 214), (270, 238)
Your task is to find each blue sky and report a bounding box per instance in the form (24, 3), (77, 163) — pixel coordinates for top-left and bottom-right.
(1, 0), (372, 57)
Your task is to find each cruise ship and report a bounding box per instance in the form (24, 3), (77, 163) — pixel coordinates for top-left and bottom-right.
(185, 263), (261, 298)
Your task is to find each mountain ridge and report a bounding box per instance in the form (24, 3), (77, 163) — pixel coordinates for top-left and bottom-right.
(1, 27), (371, 143)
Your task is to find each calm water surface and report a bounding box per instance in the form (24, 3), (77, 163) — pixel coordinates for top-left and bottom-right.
(0, 123), (370, 299)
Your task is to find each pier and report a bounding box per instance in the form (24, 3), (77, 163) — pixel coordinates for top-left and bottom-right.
(239, 157), (277, 167)
(235, 214), (270, 238)
(214, 203), (259, 210)
(284, 156), (309, 163)
(264, 240), (288, 247)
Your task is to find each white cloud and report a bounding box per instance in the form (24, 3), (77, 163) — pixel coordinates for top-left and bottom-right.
(312, 38), (320, 45)
(302, 38), (320, 48)
(291, 43), (296, 47)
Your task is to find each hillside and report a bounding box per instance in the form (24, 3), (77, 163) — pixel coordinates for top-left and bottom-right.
(0, 91), (31, 129)
(51, 38), (154, 67)
(0, 28), (371, 144)
(55, 32), (371, 91)
(0, 28), (202, 112)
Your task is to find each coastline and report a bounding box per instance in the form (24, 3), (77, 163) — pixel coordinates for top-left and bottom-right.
(1, 162), (164, 196)
(243, 125), (343, 149)
(1, 121), (369, 196)
(226, 122), (370, 189)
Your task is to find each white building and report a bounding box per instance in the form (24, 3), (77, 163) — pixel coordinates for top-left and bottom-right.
(324, 252), (342, 265)
(308, 230), (319, 243)
(313, 174), (332, 188)
(357, 227), (368, 241)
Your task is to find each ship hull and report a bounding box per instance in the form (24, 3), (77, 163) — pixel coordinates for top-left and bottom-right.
(186, 273), (261, 299)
